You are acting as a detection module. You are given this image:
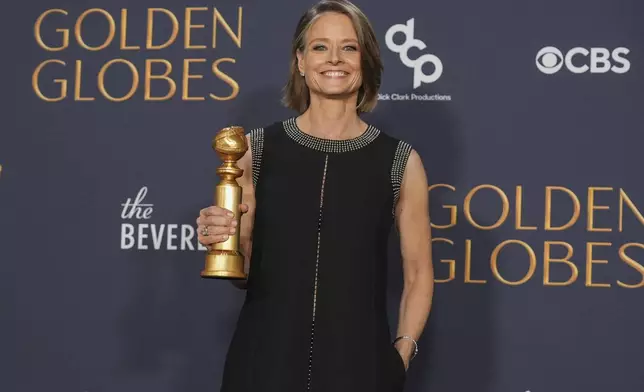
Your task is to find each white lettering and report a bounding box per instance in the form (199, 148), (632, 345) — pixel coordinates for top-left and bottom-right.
(121, 224), (134, 249)
(537, 46), (631, 75)
(590, 47), (611, 73)
(121, 186), (153, 219)
(137, 223), (149, 250)
(611, 47), (630, 73)
(151, 224), (165, 250)
(121, 223), (205, 251)
(565, 47), (589, 74)
(119, 187), (206, 251)
(167, 224), (178, 250)
(182, 224), (195, 250)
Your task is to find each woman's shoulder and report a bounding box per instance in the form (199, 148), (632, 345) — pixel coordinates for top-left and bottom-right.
(245, 117), (292, 136)
(366, 122), (414, 152)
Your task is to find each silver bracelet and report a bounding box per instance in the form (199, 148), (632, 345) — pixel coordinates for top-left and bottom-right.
(393, 335), (419, 360)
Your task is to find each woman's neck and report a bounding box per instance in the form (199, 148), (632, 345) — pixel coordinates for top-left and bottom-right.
(297, 95), (367, 140)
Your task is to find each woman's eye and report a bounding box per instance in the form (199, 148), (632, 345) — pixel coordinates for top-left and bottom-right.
(310, 44), (358, 51)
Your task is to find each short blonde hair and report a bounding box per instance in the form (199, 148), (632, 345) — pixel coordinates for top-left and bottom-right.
(282, 0), (383, 113)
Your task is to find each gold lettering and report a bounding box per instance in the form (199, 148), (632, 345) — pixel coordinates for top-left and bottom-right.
(617, 243), (644, 289)
(464, 239), (486, 284)
(428, 184), (456, 229)
(213, 7), (242, 48)
(147, 9), (179, 50)
(543, 241), (578, 286)
(98, 59), (139, 102)
(515, 185), (537, 230)
(619, 189), (644, 232)
(464, 185), (509, 230)
(34, 9), (69, 51)
(544, 186), (580, 231)
(431, 238), (455, 283)
(184, 7), (208, 49)
(75, 8), (116, 51)
(74, 60), (94, 101)
(585, 242), (611, 288)
(32, 60), (67, 102)
(491, 240), (536, 286)
(210, 58), (239, 101)
(120, 9), (140, 50)
(587, 187), (612, 232)
(182, 59), (206, 101)
(145, 60), (176, 101)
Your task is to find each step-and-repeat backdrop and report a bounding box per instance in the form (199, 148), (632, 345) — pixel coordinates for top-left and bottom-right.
(3, 0), (642, 391)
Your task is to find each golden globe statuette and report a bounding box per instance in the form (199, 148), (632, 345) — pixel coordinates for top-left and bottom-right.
(201, 126), (248, 279)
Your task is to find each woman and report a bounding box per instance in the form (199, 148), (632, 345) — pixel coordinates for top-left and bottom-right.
(196, 1), (434, 391)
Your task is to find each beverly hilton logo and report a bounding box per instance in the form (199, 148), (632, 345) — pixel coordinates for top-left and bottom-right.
(120, 186), (207, 251)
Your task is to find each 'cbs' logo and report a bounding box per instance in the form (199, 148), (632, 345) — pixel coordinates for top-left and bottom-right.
(385, 18), (443, 88)
(536, 46), (630, 74)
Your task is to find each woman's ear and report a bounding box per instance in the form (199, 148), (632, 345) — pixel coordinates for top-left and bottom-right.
(296, 50), (305, 76)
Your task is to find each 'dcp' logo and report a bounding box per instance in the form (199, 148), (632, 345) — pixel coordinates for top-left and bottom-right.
(385, 18), (443, 88)
(536, 46), (630, 74)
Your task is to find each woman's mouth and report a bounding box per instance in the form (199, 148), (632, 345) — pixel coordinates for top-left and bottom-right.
(321, 71), (348, 77)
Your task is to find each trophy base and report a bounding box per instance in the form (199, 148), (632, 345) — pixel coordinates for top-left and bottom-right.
(201, 250), (246, 279)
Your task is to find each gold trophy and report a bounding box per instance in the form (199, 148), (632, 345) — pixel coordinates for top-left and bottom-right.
(201, 126), (248, 279)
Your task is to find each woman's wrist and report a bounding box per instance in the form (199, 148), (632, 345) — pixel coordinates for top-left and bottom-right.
(393, 335), (419, 365)
(394, 339), (414, 353)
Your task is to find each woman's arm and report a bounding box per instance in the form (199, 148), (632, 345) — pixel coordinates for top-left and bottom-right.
(393, 149), (434, 369)
(230, 135), (256, 290)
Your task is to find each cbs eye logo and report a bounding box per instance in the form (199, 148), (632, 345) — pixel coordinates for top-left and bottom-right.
(536, 46), (630, 75)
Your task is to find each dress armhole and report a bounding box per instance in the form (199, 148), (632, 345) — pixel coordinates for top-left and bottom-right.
(391, 140), (413, 215)
(249, 128), (265, 188)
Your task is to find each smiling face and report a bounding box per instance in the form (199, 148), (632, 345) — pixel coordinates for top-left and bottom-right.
(296, 12), (363, 101)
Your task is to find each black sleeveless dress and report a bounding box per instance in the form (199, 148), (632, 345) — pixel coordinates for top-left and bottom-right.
(219, 117), (413, 392)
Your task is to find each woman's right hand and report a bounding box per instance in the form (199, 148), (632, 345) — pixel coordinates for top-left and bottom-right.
(196, 204), (248, 249)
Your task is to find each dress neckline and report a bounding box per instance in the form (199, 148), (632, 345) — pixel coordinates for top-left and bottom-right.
(282, 117), (380, 153)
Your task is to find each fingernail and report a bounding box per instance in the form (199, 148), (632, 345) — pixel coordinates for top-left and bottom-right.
(231, 220), (238, 226)
(227, 211), (234, 217)
(229, 227), (236, 234)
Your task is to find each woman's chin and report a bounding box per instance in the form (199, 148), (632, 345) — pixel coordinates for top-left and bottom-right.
(313, 88), (360, 100)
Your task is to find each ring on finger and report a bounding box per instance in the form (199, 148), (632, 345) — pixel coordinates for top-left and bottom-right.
(201, 226), (210, 236)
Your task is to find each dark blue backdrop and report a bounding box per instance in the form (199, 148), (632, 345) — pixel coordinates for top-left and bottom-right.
(3, 0), (643, 391)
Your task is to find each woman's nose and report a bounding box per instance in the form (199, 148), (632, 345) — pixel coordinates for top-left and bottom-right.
(327, 46), (341, 64)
